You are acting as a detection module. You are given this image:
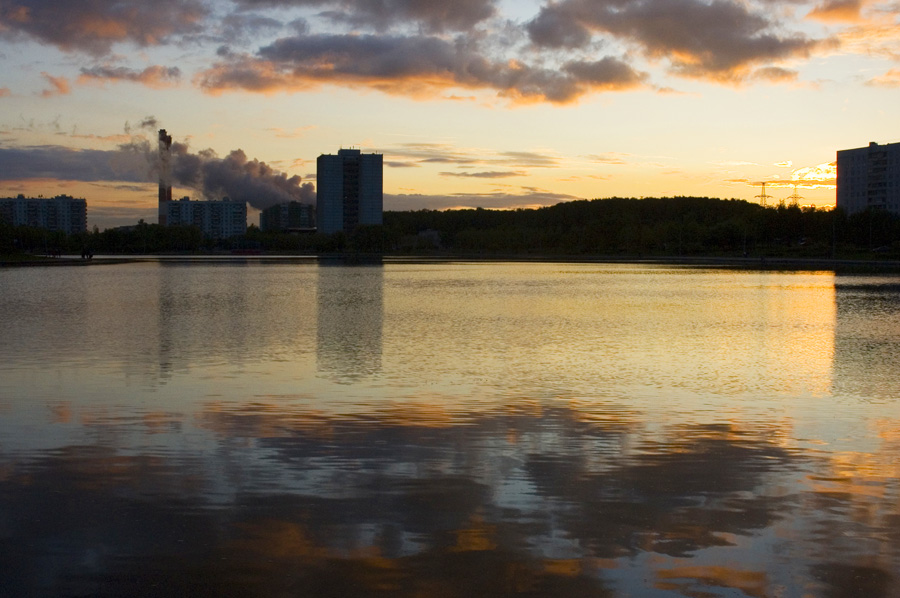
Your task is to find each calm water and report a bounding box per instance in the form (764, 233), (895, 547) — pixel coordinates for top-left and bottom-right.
(1, 260), (898, 597)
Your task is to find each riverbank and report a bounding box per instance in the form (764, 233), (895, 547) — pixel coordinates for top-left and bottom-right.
(4, 252), (900, 272)
(0, 254), (140, 267)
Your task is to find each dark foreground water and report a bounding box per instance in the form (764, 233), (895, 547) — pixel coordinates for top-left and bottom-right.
(1, 261), (898, 597)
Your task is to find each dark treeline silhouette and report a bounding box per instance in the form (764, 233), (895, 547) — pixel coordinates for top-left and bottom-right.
(2, 197), (900, 259)
(384, 197), (899, 259)
(0, 218), (360, 256)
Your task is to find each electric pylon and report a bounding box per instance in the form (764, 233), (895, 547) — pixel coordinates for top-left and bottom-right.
(755, 182), (771, 207)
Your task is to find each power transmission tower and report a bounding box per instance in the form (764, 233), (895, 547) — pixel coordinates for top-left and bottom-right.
(787, 185), (803, 206)
(755, 182), (771, 207)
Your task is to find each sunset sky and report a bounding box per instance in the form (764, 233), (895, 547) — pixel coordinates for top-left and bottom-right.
(0, 0), (898, 229)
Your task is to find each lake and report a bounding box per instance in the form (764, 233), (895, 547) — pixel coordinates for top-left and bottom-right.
(1, 260), (898, 597)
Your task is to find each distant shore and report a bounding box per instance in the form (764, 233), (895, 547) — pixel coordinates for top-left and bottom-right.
(4, 252), (900, 273)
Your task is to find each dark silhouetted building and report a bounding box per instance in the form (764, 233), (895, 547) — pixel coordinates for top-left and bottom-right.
(836, 141), (900, 214)
(0, 194), (87, 234)
(317, 149), (382, 234)
(260, 201), (316, 232)
(166, 196), (246, 238)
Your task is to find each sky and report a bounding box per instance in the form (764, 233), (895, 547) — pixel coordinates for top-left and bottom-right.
(0, 0), (898, 229)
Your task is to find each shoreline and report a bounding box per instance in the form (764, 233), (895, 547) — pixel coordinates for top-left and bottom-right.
(4, 253), (900, 272)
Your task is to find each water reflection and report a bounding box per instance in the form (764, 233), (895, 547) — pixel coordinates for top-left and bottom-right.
(2, 404), (898, 596)
(2, 263), (900, 596)
(833, 276), (900, 400)
(316, 264), (384, 383)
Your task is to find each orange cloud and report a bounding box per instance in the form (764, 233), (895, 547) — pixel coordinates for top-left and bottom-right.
(792, 162), (837, 188)
(0, 0), (208, 56)
(867, 68), (900, 88)
(751, 66), (800, 84)
(195, 36), (647, 104)
(440, 170), (526, 179)
(808, 0), (864, 23)
(829, 17), (900, 61)
(526, 0), (824, 85)
(588, 152), (631, 165)
(39, 72), (70, 97)
(78, 65), (182, 88)
(753, 162), (837, 190)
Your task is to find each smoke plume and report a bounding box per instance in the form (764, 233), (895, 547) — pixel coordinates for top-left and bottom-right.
(167, 142), (314, 209)
(122, 122), (315, 210)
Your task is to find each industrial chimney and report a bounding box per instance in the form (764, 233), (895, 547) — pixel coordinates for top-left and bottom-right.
(158, 129), (173, 225)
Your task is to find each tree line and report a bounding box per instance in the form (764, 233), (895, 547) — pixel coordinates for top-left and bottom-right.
(384, 197), (900, 259)
(2, 197), (900, 258)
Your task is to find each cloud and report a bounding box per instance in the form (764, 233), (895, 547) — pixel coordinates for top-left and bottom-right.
(807, 0), (863, 23)
(0, 144), (149, 182)
(78, 65), (182, 88)
(791, 161), (837, 188)
(231, 0), (498, 33)
(751, 66), (800, 83)
(563, 57), (649, 89)
(380, 144), (564, 170)
(0, 0), (208, 55)
(527, 0), (824, 83)
(385, 189), (579, 211)
(834, 16), (900, 62)
(588, 152), (631, 165)
(385, 143), (481, 165)
(495, 150), (561, 167)
(439, 170), (525, 178)
(69, 132), (134, 144)
(195, 32), (647, 103)
(737, 161), (837, 190)
(867, 68), (900, 87)
(39, 72), (70, 97)
(218, 12), (284, 43)
(0, 87), (10, 97)
(526, 3), (592, 49)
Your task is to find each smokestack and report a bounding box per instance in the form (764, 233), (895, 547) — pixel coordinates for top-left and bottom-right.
(158, 129), (173, 225)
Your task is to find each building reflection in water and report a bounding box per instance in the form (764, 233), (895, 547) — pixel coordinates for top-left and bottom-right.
(833, 276), (900, 400)
(2, 264), (899, 597)
(316, 262), (384, 383)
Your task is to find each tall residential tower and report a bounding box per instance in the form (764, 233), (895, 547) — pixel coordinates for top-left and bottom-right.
(836, 141), (900, 215)
(316, 149), (383, 234)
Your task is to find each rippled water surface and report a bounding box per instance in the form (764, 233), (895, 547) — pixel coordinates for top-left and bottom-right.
(1, 260), (899, 597)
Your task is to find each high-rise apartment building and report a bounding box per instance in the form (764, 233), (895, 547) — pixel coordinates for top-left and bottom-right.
(166, 196), (247, 238)
(260, 201), (316, 232)
(0, 194), (87, 234)
(316, 149), (383, 234)
(836, 141), (900, 215)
